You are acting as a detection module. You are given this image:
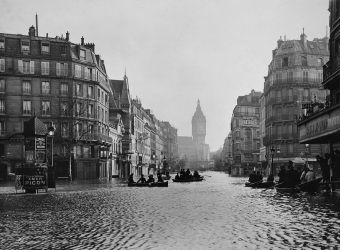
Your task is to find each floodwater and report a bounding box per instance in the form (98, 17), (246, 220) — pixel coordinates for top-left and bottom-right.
(0, 171), (340, 250)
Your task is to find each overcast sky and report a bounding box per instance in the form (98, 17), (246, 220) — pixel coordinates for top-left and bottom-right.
(0, 0), (329, 151)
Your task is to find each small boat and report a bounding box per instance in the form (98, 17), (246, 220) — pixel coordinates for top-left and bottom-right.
(128, 181), (168, 187)
(275, 182), (300, 193)
(163, 175), (171, 180)
(298, 177), (323, 193)
(252, 181), (275, 188)
(245, 181), (262, 187)
(172, 176), (204, 182)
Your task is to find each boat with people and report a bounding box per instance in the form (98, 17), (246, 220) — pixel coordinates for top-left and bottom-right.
(275, 182), (300, 193)
(252, 181), (275, 188)
(172, 169), (204, 182)
(128, 181), (168, 187)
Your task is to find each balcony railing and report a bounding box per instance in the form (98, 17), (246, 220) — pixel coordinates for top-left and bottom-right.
(297, 98), (339, 123)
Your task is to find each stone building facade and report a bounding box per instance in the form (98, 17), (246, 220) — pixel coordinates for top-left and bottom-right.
(230, 90), (261, 176)
(297, 0), (340, 183)
(263, 32), (329, 174)
(0, 26), (112, 180)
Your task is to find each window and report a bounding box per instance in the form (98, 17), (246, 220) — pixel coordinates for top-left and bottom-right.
(23, 81), (31, 94)
(41, 61), (49, 75)
(0, 38), (4, 49)
(88, 86), (94, 98)
(41, 81), (50, 94)
(276, 90), (281, 102)
(88, 104), (94, 116)
(0, 121), (4, 135)
(282, 57), (288, 67)
(0, 79), (5, 92)
(301, 56), (307, 66)
(18, 60), (34, 74)
(80, 49), (86, 60)
(0, 58), (4, 72)
(60, 83), (68, 95)
(88, 124), (94, 134)
(56, 63), (68, 76)
(98, 89), (100, 100)
(75, 64), (81, 78)
(41, 42), (50, 53)
(23, 100), (32, 115)
(0, 99), (5, 113)
(84, 67), (91, 80)
(303, 71), (308, 82)
(288, 89), (293, 101)
(61, 123), (68, 137)
(21, 40), (30, 53)
(61, 102), (68, 116)
(76, 102), (82, 116)
(288, 71), (293, 81)
(317, 58), (323, 66)
(76, 83), (82, 96)
(76, 123), (83, 137)
(41, 101), (50, 115)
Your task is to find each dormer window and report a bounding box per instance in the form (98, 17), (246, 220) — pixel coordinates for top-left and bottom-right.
(21, 40), (30, 53)
(41, 42), (50, 54)
(80, 49), (86, 60)
(0, 38), (4, 49)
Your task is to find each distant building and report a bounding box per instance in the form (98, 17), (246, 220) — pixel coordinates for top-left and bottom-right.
(263, 32), (329, 174)
(297, 1), (340, 177)
(230, 90), (262, 176)
(178, 100), (210, 168)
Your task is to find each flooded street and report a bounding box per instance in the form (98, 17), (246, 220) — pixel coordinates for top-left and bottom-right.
(1, 171), (340, 250)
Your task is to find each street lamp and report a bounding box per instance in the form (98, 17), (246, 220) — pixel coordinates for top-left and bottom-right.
(47, 126), (55, 168)
(277, 148), (280, 167)
(270, 146), (275, 176)
(305, 144), (309, 165)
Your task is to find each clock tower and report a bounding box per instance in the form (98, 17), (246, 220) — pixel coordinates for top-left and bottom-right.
(192, 99), (206, 145)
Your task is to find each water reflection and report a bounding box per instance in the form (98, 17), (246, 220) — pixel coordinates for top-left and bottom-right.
(0, 172), (340, 249)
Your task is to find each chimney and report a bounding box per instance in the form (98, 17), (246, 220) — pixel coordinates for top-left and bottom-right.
(277, 36), (283, 48)
(28, 26), (36, 37)
(300, 28), (307, 47)
(66, 31), (69, 41)
(35, 13), (38, 36)
(81, 36), (84, 45)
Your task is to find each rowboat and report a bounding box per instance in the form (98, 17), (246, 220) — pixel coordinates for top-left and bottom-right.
(128, 181), (168, 187)
(252, 181), (275, 188)
(172, 176), (204, 182)
(275, 182), (300, 193)
(245, 181), (262, 187)
(298, 177), (323, 193)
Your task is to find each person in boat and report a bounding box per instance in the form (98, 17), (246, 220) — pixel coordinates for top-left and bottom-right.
(193, 170), (200, 178)
(180, 169), (185, 178)
(157, 173), (164, 183)
(175, 173), (180, 180)
(185, 169), (191, 178)
(146, 174), (155, 183)
(300, 164), (315, 184)
(137, 174), (147, 184)
(128, 174), (135, 183)
(267, 174), (274, 183)
(248, 171), (256, 183)
(285, 161), (300, 187)
(256, 171), (263, 182)
(278, 165), (286, 183)
(165, 171), (170, 178)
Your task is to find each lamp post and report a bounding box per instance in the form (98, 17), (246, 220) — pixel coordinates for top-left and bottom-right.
(47, 126), (55, 168)
(270, 146), (275, 176)
(48, 125), (55, 189)
(277, 148), (280, 167)
(305, 144), (309, 165)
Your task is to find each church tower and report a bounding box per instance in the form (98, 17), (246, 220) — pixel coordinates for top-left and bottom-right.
(192, 99), (206, 145)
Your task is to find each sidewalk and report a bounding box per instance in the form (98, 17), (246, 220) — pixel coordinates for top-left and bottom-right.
(0, 178), (124, 195)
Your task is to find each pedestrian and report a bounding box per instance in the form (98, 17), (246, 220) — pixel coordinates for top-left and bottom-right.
(278, 165), (286, 183)
(128, 174), (135, 183)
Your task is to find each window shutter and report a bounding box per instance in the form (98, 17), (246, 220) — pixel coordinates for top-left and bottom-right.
(46, 62), (49, 75)
(30, 61), (34, 74)
(56, 63), (61, 76)
(18, 60), (23, 73)
(64, 63), (68, 76)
